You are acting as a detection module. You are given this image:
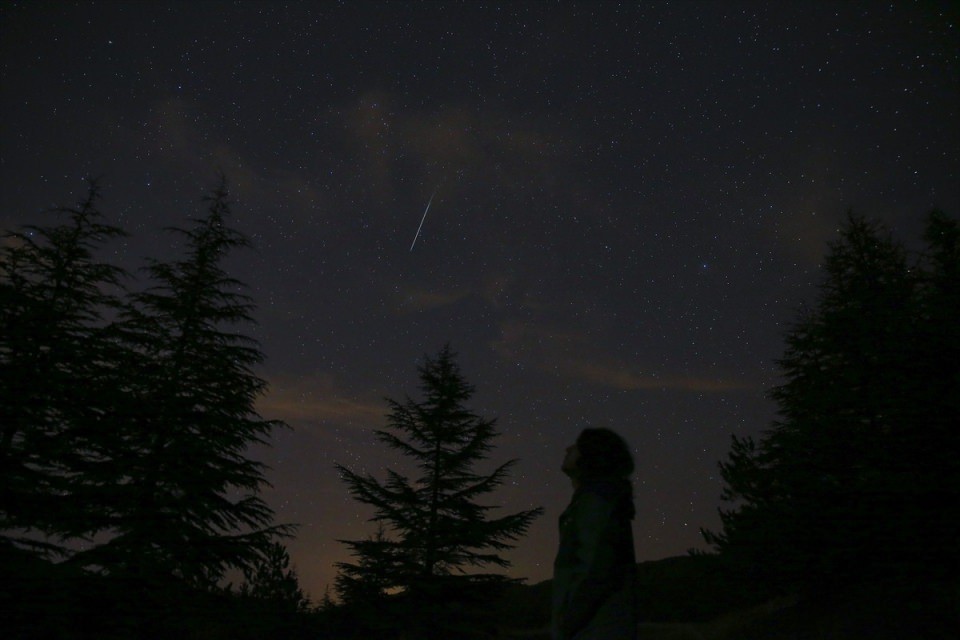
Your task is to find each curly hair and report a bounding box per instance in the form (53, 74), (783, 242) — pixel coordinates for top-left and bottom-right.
(576, 427), (635, 479)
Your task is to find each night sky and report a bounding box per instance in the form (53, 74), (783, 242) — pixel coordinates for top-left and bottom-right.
(2, 1), (957, 601)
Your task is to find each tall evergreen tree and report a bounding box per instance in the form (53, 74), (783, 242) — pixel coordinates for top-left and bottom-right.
(335, 345), (542, 638)
(0, 180), (128, 555)
(703, 212), (959, 594)
(901, 210), (960, 579)
(73, 179), (293, 588)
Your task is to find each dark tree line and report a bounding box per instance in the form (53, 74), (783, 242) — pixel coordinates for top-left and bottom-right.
(1, 182), (544, 639)
(0, 179), (293, 593)
(704, 211), (959, 601)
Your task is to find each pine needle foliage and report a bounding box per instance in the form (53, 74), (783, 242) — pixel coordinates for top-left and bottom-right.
(1, 178), (292, 591)
(0, 180), (128, 554)
(78, 179), (293, 587)
(335, 345), (542, 636)
(703, 211), (959, 595)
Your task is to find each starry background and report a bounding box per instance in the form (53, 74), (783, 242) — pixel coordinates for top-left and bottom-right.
(1, 1), (957, 601)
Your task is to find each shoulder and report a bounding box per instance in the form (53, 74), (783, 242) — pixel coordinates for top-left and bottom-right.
(580, 478), (629, 501)
(579, 478), (635, 520)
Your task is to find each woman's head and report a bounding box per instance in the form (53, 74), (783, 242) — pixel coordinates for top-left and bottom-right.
(573, 427), (634, 480)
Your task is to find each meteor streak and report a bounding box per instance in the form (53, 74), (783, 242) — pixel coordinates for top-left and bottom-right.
(409, 187), (437, 251)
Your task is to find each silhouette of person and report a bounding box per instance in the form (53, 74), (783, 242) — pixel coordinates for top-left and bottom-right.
(552, 427), (637, 640)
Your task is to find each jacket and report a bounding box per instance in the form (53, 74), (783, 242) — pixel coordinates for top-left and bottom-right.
(552, 478), (637, 640)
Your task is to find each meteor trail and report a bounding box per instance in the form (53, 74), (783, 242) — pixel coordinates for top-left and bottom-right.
(409, 186), (437, 251)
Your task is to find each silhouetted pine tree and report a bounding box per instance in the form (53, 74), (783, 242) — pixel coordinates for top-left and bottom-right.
(240, 541), (310, 613)
(703, 212), (959, 595)
(73, 179), (293, 588)
(0, 180), (128, 556)
(902, 210), (960, 580)
(335, 345), (542, 639)
(334, 524), (401, 614)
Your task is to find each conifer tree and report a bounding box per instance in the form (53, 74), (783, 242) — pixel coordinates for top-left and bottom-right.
(900, 210), (960, 581)
(334, 524), (401, 611)
(74, 179), (292, 588)
(703, 212), (959, 593)
(240, 541), (310, 613)
(0, 180), (128, 555)
(335, 345), (542, 637)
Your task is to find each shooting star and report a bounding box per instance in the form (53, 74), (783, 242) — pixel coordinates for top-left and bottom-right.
(409, 186), (438, 251)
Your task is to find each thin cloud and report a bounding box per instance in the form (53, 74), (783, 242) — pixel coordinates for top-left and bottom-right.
(559, 360), (756, 392)
(258, 373), (385, 427)
(491, 320), (756, 393)
(341, 91), (577, 201)
(392, 284), (471, 313)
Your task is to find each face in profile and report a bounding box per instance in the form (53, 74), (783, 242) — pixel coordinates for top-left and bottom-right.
(562, 442), (580, 477)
